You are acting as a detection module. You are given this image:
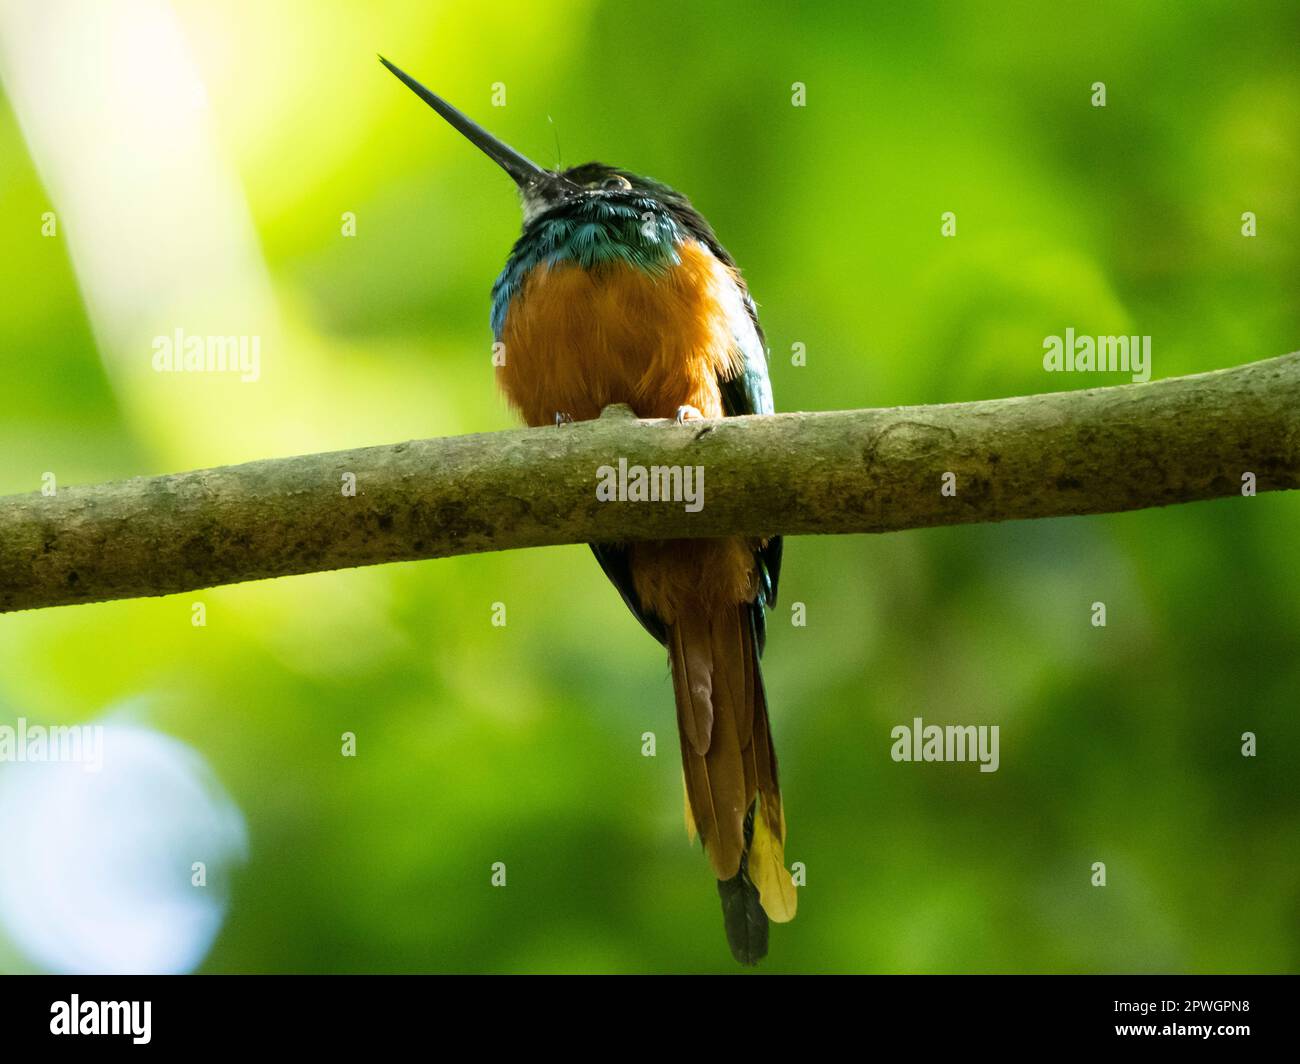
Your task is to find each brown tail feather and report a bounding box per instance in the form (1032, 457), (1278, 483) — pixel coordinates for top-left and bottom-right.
(669, 603), (796, 963)
(671, 609), (745, 877)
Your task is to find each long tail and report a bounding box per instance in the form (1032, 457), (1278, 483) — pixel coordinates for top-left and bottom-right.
(669, 602), (796, 965)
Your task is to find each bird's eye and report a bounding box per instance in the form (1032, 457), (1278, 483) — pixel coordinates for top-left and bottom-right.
(601, 175), (632, 191)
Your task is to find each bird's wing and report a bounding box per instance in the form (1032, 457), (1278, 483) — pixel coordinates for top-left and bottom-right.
(718, 286), (782, 656)
(589, 541), (667, 645)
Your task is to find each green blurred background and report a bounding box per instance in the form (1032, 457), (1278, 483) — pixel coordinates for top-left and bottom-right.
(0, 0), (1297, 973)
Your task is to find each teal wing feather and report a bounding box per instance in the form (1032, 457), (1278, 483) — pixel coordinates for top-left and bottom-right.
(718, 287), (781, 656)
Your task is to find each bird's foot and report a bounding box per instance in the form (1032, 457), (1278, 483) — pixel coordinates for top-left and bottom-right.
(554, 411), (574, 427)
(674, 405), (704, 424)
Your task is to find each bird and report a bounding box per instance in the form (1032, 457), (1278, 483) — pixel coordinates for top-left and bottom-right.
(382, 57), (797, 965)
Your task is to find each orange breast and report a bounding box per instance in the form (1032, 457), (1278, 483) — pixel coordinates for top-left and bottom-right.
(497, 237), (761, 620)
(496, 239), (745, 426)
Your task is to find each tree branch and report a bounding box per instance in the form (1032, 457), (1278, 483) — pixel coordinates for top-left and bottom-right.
(3, 352), (1298, 614)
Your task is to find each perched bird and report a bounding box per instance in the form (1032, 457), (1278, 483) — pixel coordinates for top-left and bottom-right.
(382, 58), (796, 964)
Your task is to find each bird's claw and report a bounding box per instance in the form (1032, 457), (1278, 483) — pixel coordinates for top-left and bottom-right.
(554, 411), (574, 427)
(674, 405), (704, 425)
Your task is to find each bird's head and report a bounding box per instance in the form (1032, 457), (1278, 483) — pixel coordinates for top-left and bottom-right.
(380, 58), (692, 230)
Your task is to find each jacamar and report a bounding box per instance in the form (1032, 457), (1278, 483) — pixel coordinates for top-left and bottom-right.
(382, 58), (796, 965)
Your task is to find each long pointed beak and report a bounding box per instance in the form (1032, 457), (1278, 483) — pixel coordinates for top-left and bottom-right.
(380, 56), (550, 190)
